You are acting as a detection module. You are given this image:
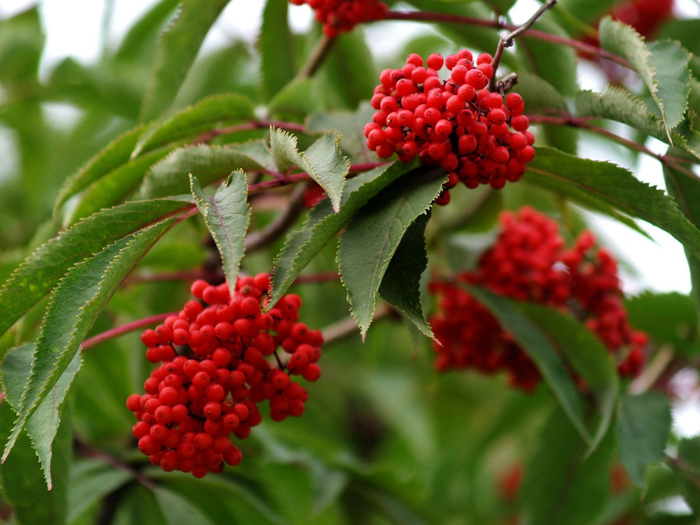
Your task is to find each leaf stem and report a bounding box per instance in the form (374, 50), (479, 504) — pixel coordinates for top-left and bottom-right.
(382, 10), (630, 69)
(489, 0), (558, 90)
(296, 35), (336, 79)
(322, 303), (395, 346)
(81, 312), (177, 351)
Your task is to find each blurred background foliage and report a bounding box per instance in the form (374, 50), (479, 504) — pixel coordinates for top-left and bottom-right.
(0, 0), (699, 524)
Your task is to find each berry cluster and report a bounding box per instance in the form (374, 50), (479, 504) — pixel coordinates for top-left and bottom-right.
(289, 0), (388, 37)
(429, 207), (646, 391)
(126, 274), (323, 478)
(365, 51), (535, 204)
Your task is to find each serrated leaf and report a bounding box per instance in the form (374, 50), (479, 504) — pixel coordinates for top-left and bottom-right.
(575, 88), (700, 161)
(599, 17), (690, 134)
(526, 147), (700, 257)
(617, 392), (672, 487)
(339, 167), (447, 335)
(268, 127), (299, 173)
(306, 104), (375, 162)
(2, 217), (176, 463)
(0, 399), (71, 525)
(0, 198), (192, 339)
(1, 343), (81, 488)
(154, 487), (215, 525)
(260, 0), (296, 100)
(140, 0), (231, 121)
(190, 171), (250, 296)
(295, 130), (350, 212)
(67, 459), (132, 523)
(138, 145), (268, 199)
(516, 72), (569, 115)
(133, 93), (256, 157)
(521, 406), (615, 525)
(462, 284), (590, 443)
(520, 303), (619, 454)
(54, 124), (147, 215)
(230, 140), (277, 172)
(269, 161), (418, 309)
(379, 213), (433, 339)
(112, 0), (179, 63)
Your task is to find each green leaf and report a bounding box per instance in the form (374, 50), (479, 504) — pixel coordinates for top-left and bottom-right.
(295, 130), (350, 212)
(67, 459), (132, 523)
(54, 124), (147, 216)
(190, 171), (250, 296)
(153, 487), (215, 525)
(1, 343), (81, 488)
(526, 147), (700, 258)
(521, 406), (615, 525)
(575, 88), (700, 161)
(268, 77), (319, 120)
(516, 72), (569, 115)
(138, 145), (268, 199)
(268, 127), (299, 173)
(626, 292), (699, 357)
(269, 161), (418, 309)
(338, 167), (447, 335)
(132, 93), (256, 157)
(520, 303), (619, 453)
(112, 0), (180, 63)
(0, 400), (71, 525)
(462, 285), (590, 443)
(0, 198), (191, 339)
(677, 437), (700, 514)
(379, 213), (433, 339)
(617, 392), (672, 487)
(2, 217), (176, 463)
(260, 0), (296, 100)
(599, 17), (690, 134)
(519, 18), (578, 97)
(0, 7), (44, 85)
(140, 0), (231, 121)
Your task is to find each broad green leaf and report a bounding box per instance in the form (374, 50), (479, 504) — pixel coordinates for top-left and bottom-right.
(268, 127), (299, 173)
(575, 88), (700, 161)
(521, 406), (615, 525)
(462, 285), (590, 443)
(526, 147), (700, 258)
(520, 303), (619, 453)
(67, 148), (174, 224)
(677, 437), (700, 514)
(306, 104), (375, 162)
(0, 7), (44, 85)
(132, 93), (256, 157)
(0, 198), (192, 339)
(2, 217), (176, 463)
(230, 139), (277, 172)
(140, 0), (230, 121)
(0, 400), (71, 525)
(338, 167), (447, 335)
(138, 145), (268, 199)
(260, 0), (296, 100)
(295, 130), (350, 212)
(616, 392), (672, 487)
(1, 343), (81, 488)
(154, 487), (215, 525)
(515, 72), (568, 115)
(54, 124), (147, 215)
(599, 17), (690, 134)
(268, 77), (319, 120)
(190, 171), (250, 296)
(379, 213), (433, 339)
(67, 459), (132, 523)
(555, 0), (614, 26)
(269, 160), (418, 309)
(112, 0), (180, 63)
(626, 292), (700, 357)
(519, 18), (578, 97)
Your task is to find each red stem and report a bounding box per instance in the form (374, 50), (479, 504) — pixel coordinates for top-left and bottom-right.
(383, 11), (631, 69)
(81, 312), (177, 351)
(191, 120), (308, 145)
(293, 272), (340, 284)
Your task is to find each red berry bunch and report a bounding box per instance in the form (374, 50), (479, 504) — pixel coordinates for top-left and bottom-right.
(126, 273), (323, 478)
(364, 50), (535, 204)
(429, 207), (646, 391)
(289, 0), (388, 38)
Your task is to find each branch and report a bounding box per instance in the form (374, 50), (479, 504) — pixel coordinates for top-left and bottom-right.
(322, 303), (395, 346)
(191, 120), (307, 146)
(81, 312), (177, 351)
(628, 346), (675, 395)
(383, 11), (630, 69)
(296, 35), (336, 79)
(490, 0), (558, 89)
(245, 183), (309, 252)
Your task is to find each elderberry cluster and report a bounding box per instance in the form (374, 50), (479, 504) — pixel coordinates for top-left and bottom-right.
(365, 51), (535, 204)
(429, 208), (646, 391)
(289, 0), (388, 37)
(126, 274), (323, 478)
